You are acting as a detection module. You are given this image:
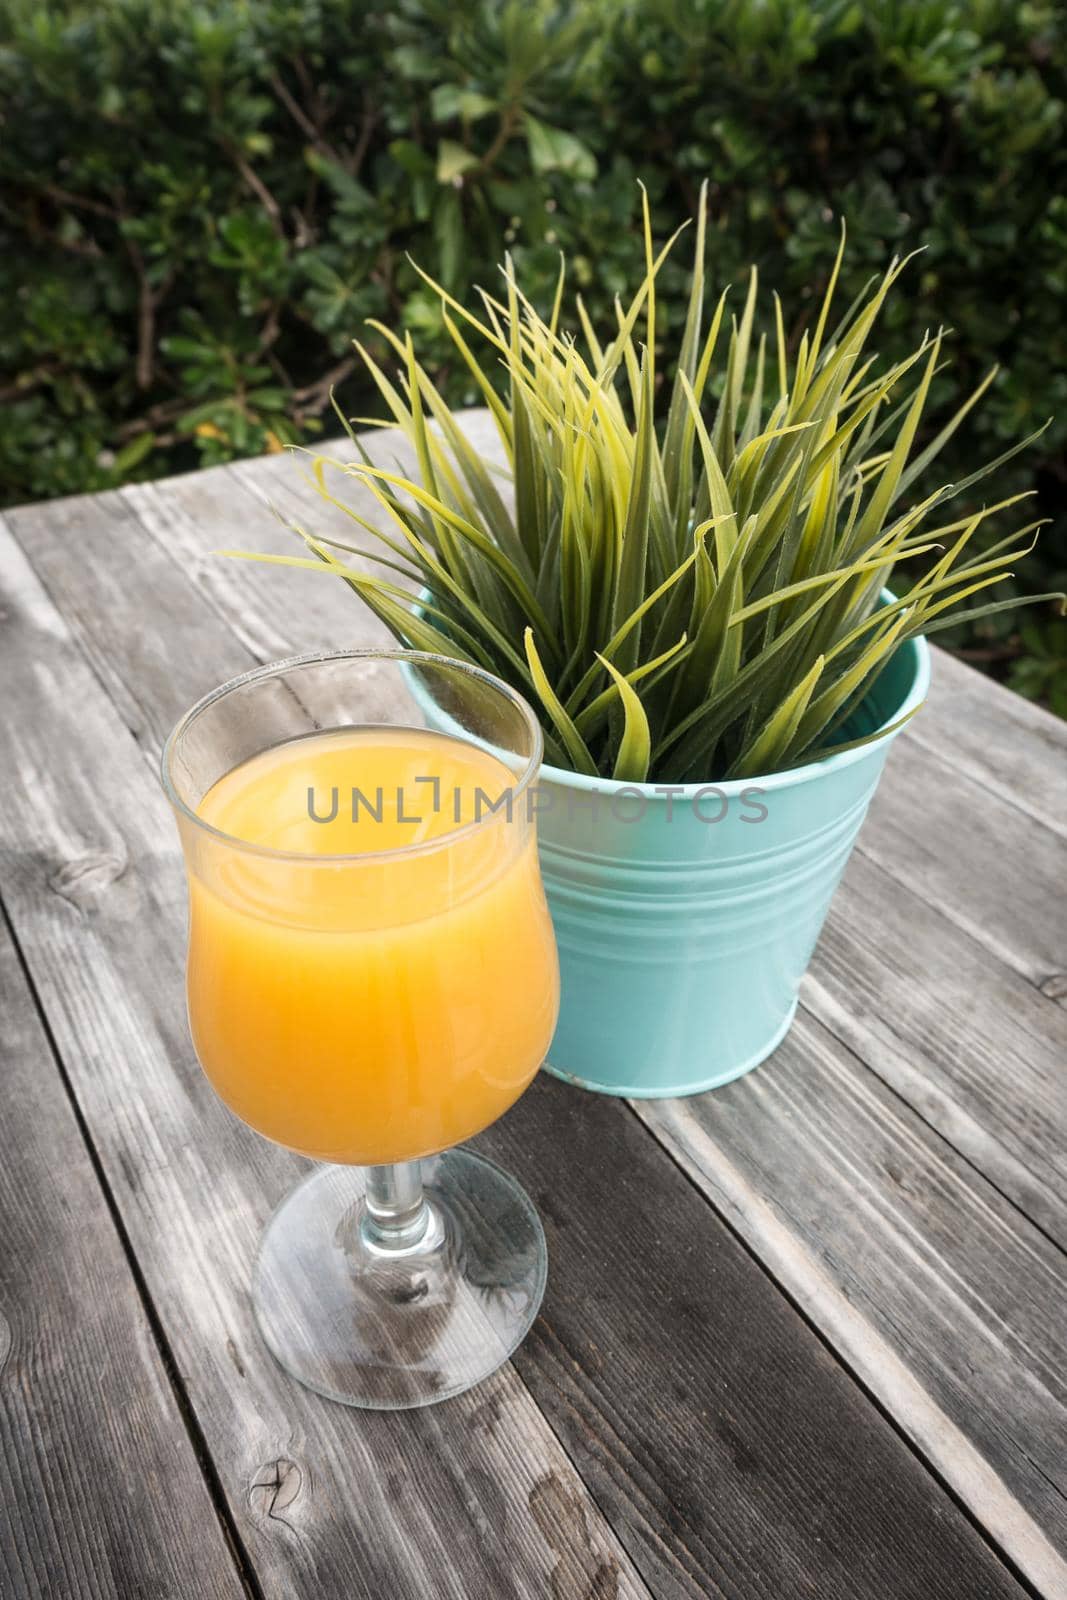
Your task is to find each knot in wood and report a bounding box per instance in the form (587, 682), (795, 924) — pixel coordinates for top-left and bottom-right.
(49, 846), (128, 908)
(250, 1457), (303, 1524)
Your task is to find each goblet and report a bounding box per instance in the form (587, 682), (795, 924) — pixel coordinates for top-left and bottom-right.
(162, 650), (559, 1408)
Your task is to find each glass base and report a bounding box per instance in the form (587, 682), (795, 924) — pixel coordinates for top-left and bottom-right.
(252, 1148), (547, 1410)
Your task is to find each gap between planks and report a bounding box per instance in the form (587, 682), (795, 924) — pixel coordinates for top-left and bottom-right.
(623, 1086), (1065, 1600)
(0, 894), (258, 1600)
(0, 509), (657, 1600)
(3, 917), (269, 1600)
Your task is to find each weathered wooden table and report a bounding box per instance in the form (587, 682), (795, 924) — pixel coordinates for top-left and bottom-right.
(1, 412), (1065, 1600)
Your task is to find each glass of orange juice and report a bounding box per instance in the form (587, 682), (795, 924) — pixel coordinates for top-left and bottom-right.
(162, 650), (559, 1409)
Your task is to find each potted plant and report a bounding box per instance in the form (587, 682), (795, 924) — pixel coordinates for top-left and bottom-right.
(245, 191), (1056, 1096)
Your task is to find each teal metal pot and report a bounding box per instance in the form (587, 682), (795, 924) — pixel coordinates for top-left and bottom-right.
(404, 599), (930, 1097)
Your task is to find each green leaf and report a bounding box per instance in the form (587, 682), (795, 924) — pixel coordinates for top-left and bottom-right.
(436, 140), (479, 182)
(788, 608), (912, 759)
(799, 704), (923, 766)
(730, 654), (826, 778)
(110, 431), (155, 475)
(566, 540), (704, 713)
(609, 346), (655, 665)
(915, 592), (1066, 638)
(524, 113), (596, 179)
(431, 85), (497, 123)
(595, 654), (652, 783)
(524, 628), (598, 776)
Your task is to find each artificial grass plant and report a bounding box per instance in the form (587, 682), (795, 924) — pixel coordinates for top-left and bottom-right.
(235, 188), (1058, 782)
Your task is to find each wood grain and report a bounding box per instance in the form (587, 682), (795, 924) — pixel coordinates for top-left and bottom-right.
(0, 509), (653, 1600)
(912, 648), (1067, 841)
(6, 444), (1043, 1593)
(122, 437), (400, 670)
(858, 734), (1065, 998)
(479, 1073), (1031, 1600)
(631, 1009), (1067, 1597)
(3, 413), (1061, 1598)
(0, 913), (246, 1599)
(807, 849), (1067, 1248)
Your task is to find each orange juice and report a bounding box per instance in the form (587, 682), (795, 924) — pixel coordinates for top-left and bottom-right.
(187, 726), (558, 1164)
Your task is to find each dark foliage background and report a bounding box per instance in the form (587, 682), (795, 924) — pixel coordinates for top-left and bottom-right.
(2, 0), (1064, 706)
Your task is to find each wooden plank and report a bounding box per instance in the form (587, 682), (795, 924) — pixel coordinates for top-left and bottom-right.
(0, 553), (1036, 1600)
(120, 436), (402, 671)
(807, 849), (1067, 1249)
(0, 511), (654, 1600)
(3, 480), (1036, 1597)
(0, 913), (246, 1600)
(631, 1010), (1067, 1599)
(912, 648), (1067, 841)
(859, 733), (1066, 998)
(482, 1073), (1031, 1600)
(221, 433), (1067, 1592)
(148, 420), (1067, 1593)
(4, 487), (256, 758)
(225, 413), (503, 581)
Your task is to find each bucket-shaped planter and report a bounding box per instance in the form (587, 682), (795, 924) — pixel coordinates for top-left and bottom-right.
(405, 600), (930, 1097)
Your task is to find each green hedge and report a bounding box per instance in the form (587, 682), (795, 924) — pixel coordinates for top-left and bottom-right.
(2, 0), (1065, 705)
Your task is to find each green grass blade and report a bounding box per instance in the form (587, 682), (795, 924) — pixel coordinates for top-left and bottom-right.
(609, 346), (655, 664)
(595, 654), (652, 782)
(524, 628), (599, 776)
(730, 653), (825, 778)
(911, 592), (1065, 637)
(575, 634), (688, 738)
(798, 703), (923, 766)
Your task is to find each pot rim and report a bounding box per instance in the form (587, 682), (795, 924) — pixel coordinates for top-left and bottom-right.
(410, 587), (931, 799)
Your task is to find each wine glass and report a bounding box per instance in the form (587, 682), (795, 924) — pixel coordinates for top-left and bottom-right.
(162, 650), (559, 1409)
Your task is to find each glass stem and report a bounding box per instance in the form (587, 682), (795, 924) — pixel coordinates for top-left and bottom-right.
(362, 1161), (430, 1253)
